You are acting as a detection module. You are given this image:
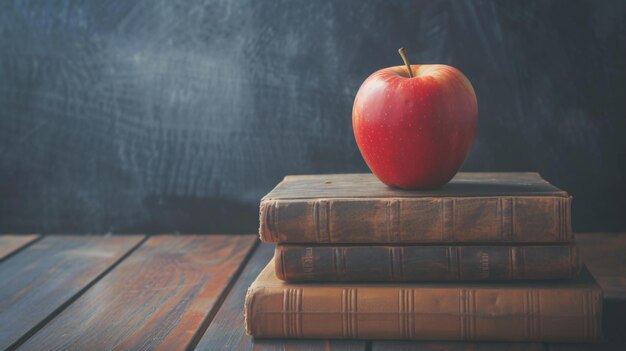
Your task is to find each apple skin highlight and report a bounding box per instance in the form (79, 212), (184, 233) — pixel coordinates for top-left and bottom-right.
(352, 63), (478, 189)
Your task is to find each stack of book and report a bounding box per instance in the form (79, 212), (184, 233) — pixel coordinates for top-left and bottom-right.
(245, 173), (602, 342)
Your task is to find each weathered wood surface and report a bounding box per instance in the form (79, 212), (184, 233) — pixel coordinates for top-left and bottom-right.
(17, 235), (256, 351)
(0, 233), (623, 350)
(372, 342), (547, 351)
(0, 235), (144, 350)
(0, 235), (39, 261)
(575, 233), (626, 299)
(195, 243), (367, 351)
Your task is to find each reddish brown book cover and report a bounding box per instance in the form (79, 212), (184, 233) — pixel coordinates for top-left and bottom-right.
(245, 260), (602, 342)
(275, 243), (580, 282)
(260, 173), (572, 244)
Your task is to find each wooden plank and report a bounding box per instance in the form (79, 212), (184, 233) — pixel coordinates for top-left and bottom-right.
(18, 235), (257, 351)
(372, 341), (547, 350)
(195, 243), (367, 351)
(576, 233), (626, 299)
(0, 235), (144, 350)
(0, 234), (39, 261)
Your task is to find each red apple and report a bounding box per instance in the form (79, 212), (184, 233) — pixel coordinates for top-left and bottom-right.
(352, 48), (478, 189)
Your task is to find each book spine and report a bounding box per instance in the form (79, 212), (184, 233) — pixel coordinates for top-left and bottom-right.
(275, 244), (580, 281)
(245, 285), (602, 341)
(259, 197), (572, 243)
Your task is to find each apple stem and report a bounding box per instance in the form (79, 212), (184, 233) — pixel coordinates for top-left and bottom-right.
(398, 47), (414, 78)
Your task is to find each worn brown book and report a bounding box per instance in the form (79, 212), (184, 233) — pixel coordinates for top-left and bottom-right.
(259, 173), (572, 244)
(245, 260), (602, 342)
(275, 243), (580, 282)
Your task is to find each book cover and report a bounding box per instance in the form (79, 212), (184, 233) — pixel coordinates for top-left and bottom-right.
(245, 259), (602, 342)
(260, 173), (572, 244)
(275, 243), (580, 281)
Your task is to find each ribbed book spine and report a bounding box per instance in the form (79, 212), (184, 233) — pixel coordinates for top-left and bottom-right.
(245, 279), (602, 342)
(275, 244), (580, 281)
(259, 196), (572, 244)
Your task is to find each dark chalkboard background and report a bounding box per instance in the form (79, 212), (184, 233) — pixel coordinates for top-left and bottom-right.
(1, 0), (625, 234)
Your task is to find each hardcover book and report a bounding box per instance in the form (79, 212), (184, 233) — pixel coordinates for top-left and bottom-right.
(245, 260), (602, 342)
(275, 243), (580, 281)
(259, 173), (572, 244)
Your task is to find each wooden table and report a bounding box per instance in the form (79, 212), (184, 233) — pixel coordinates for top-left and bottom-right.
(0, 233), (624, 351)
